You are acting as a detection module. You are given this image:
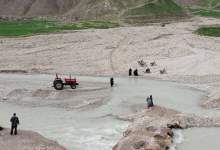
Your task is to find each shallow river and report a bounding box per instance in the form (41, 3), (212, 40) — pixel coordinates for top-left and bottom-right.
(0, 74), (219, 150)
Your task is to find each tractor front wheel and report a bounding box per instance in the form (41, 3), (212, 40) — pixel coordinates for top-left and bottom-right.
(54, 80), (64, 90)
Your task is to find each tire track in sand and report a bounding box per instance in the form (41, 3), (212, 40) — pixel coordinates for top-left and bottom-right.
(109, 35), (128, 75)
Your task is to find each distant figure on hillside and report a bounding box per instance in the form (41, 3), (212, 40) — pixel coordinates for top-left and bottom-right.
(146, 95), (154, 108)
(129, 68), (132, 76)
(10, 113), (19, 135)
(134, 69), (138, 76)
(110, 77), (114, 87)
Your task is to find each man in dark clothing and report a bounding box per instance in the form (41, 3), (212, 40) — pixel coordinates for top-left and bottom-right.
(134, 69), (138, 76)
(110, 77), (114, 87)
(10, 113), (19, 135)
(129, 68), (132, 76)
(146, 95), (154, 108)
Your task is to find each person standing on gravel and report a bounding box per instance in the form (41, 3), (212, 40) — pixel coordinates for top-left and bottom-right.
(10, 113), (19, 135)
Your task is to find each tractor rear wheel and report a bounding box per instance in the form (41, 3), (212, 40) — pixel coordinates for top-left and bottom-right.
(54, 80), (64, 90)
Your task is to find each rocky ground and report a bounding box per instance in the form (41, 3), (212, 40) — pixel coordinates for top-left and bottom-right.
(113, 106), (220, 150)
(0, 128), (66, 150)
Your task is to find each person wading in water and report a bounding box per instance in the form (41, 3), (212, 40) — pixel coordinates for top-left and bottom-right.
(129, 68), (132, 76)
(110, 77), (114, 87)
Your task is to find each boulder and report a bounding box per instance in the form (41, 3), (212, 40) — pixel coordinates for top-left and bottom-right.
(133, 140), (146, 149)
(167, 122), (183, 129)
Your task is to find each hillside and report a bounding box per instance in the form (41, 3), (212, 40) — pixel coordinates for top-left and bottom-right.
(175, 0), (199, 6)
(187, 0), (220, 18)
(0, 0), (76, 17)
(122, 0), (186, 24)
(0, 0), (187, 23)
(0, 0), (219, 23)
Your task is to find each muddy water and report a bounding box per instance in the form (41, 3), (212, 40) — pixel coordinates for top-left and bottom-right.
(0, 74), (218, 150)
(0, 103), (127, 150)
(178, 128), (220, 150)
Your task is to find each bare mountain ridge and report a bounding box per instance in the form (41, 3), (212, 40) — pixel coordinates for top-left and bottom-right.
(0, 0), (78, 17)
(0, 0), (202, 22)
(0, 0), (151, 18)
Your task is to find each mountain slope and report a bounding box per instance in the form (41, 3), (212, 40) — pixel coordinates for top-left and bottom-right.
(0, 0), (187, 23)
(0, 0), (76, 17)
(188, 0), (220, 18)
(123, 0), (186, 23)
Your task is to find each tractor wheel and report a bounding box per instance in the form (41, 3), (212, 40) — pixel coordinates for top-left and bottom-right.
(54, 80), (64, 90)
(71, 84), (76, 89)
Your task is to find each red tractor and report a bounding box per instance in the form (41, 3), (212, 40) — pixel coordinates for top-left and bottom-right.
(53, 74), (79, 90)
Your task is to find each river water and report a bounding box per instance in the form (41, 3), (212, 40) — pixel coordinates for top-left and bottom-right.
(177, 128), (220, 150)
(0, 74), (219, 150)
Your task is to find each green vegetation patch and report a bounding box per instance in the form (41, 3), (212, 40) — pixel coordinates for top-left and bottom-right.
(189, 8), (220, 18)
(198, 0), (220, 8)
(60, 21), (119, 30)
(196, 27), (220, 37)
(0, 20), (119, 37)
(189, 0), (220, 18)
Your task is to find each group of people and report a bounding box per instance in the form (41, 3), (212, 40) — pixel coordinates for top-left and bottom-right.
(129, 67), (151, 76)
(129, 68), (139, 76)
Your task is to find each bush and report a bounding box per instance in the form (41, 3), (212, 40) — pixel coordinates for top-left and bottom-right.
(196, 27), (220, 37)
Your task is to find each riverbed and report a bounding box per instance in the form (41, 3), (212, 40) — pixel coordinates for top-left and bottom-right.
(0, 74), (219, 150)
